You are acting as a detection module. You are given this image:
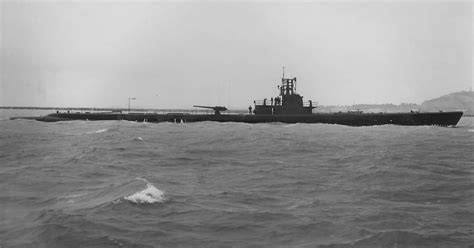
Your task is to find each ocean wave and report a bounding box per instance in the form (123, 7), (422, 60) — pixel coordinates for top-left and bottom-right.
(58, 193), (89, 199)
(133, 136), (144, 141)
(54, 178), (164, 209)
(353, 230), (449, 247)
(285, 198), (318, 210)
(319, 230), (452, 248)
(86, 128), (109, 134)
(124, 180), (166, 204)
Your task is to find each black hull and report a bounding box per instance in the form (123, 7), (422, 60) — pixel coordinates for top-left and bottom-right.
(12, 111), (464, 127)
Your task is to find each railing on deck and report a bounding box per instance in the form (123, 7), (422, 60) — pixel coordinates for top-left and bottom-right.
(255, 100), (317, 107)
(254, 100), (281, 106)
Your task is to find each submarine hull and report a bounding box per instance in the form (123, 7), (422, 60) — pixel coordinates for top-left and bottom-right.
(14, 111), (464, 127)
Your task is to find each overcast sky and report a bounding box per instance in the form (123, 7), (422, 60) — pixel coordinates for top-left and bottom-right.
(1, 1), (472, 109)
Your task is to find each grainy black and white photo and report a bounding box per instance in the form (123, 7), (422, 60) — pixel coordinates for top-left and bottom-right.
(1, 0), (473, 247)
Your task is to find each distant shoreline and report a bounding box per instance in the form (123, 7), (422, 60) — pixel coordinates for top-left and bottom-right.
(0, 106), (146, 111)
(3, 91), (472, 115)
(0, 106), (226, 111)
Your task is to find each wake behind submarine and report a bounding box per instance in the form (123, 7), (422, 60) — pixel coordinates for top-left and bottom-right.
(12, 73), (463, 127)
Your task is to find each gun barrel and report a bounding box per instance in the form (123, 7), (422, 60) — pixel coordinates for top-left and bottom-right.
(193, 105), (214, 109)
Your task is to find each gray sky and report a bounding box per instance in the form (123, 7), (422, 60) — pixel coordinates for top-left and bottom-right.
(1, 1), (472, 109)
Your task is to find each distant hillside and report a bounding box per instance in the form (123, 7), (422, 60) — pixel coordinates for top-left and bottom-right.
(421, 91), (474, 115)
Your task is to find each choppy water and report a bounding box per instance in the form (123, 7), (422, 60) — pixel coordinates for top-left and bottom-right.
(1, 110), (473, 248)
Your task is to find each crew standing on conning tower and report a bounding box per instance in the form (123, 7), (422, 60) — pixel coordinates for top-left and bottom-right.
(253, 68), (316, 115)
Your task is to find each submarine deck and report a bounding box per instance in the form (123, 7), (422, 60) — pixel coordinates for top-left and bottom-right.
(11, 111), (464, 127)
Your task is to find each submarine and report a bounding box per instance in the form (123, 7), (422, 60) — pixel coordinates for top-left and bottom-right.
(12, 74), (463, 127)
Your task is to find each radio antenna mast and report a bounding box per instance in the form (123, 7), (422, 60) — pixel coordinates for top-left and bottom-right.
(282, 66), (285, 78)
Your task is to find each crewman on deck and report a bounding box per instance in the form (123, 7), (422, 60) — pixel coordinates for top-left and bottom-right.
(248, 105), (252, 115)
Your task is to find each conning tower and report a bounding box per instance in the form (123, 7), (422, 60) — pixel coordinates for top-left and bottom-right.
(253, 73), (316, 115)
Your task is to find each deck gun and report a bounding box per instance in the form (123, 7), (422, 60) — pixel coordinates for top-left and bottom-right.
(193, 105), (228, 115)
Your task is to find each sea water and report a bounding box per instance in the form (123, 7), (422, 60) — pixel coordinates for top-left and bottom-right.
(1, 109), (473, 247)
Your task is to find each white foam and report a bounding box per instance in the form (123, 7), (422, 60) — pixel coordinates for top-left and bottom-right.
(133, 137), (144, 141)
(124, 183), (165, 204)
(468, 129), (474, 132)
(87, 129), (108, 134)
